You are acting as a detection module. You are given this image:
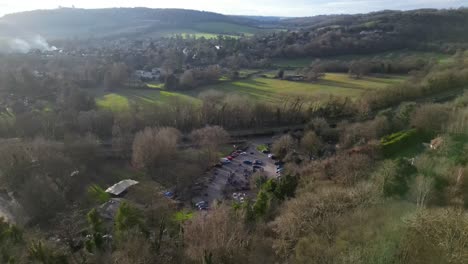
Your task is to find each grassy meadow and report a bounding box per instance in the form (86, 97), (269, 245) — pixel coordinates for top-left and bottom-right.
(192, 22), (261, 35)
(157, 22), (267, 39)
(96, 73), (405, 112)
(196, 74), (404, 102)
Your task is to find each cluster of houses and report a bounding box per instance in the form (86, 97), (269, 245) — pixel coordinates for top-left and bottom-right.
(133, 68), (162, 81)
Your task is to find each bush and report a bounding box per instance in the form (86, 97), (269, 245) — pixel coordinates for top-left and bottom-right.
(88, 184), (111, 204)
(374, 159), (417, 197)
(115, 202), (147, 238)
(380, 129), (427, 157)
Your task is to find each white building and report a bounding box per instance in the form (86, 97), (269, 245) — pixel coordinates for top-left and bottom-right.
(134, 68), (162, 81)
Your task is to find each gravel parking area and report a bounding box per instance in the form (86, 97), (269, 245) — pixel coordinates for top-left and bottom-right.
(192, 137), (277, 207)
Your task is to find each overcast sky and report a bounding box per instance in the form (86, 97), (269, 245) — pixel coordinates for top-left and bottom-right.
(0, 0), (467, 17)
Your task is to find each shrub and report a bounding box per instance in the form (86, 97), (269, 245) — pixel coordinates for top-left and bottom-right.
(115, 202), (147, 237)
(87, 184), (111, 204)
(380, 129), (426, 157)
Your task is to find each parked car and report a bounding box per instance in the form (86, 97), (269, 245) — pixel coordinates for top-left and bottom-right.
(254, 160), (263, 165)
(164, 191), (175, 199)
(232, 192), (246, 201)
(243, 160), (253, 165)
(231, 152), (239, 157)
(241, 152), (248, 155)
(253, 165), (264, 171)
(195, 201), (208, 210)
(227, 156), (234, 161)
(274, 161), (284, 166)
(262, 150), (270, 154)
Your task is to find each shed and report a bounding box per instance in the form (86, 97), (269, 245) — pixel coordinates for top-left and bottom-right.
(105, 179), (139, 196)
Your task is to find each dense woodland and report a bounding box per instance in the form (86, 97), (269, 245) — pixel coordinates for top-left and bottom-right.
(0, 7), (468, 264)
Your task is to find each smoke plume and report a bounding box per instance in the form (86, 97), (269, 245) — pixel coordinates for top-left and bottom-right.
(0, 35), (57, 53)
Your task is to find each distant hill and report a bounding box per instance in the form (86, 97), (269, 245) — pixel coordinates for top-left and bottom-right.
(280, 8), (468, 43)
(2, 7), (468, 46)
(0, 7), (266, 40)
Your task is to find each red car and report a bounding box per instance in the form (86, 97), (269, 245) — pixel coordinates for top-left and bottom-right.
(226, 156), (234, 161)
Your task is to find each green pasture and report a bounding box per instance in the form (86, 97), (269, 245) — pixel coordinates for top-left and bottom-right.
(193, 22), (261, 35)
(96, 73), (405, 111)
(195, 73), (405, 102)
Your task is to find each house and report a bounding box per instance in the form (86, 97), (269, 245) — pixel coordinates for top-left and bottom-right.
(284, 75), (305, 81)
(32, 70), (45, 78)
(359, 30), (383, 35)
(134, 68), (161, 81)
(134, 70), (155, 80)
(430, 137), (444, 150)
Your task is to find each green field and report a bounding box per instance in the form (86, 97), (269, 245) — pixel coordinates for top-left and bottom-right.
(193, 22), (261, 35)
(156, 22), (266, 39)
(166, 31), (237, 39)
(194, 73), (405, 102)
(96, 73), (405, 111)
(272, 50), (453, 68)
(96, 89), (199, 112)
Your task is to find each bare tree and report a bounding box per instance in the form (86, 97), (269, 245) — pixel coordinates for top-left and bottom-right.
(180, 70), (195, 89)
(410, 104), (450, 133)
(300, 131), (323, 160)
(272, 134), (296, 160)
(414, 175), (434, 208)
(132, 127), (181, 172)
(190, 126), (229, 163)
(184, 206), (247, 262)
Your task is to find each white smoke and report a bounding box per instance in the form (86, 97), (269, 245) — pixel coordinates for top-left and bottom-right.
(0, 35), (57, 53)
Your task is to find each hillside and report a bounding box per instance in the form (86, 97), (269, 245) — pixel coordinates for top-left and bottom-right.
(2, 7), (468, 47)
(280, 9), (468, 43)
(244, 8), (468, 59)
(0, 7), (265, 39)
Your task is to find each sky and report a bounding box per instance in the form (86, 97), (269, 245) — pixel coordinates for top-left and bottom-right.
(0, 0), (467, 17)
